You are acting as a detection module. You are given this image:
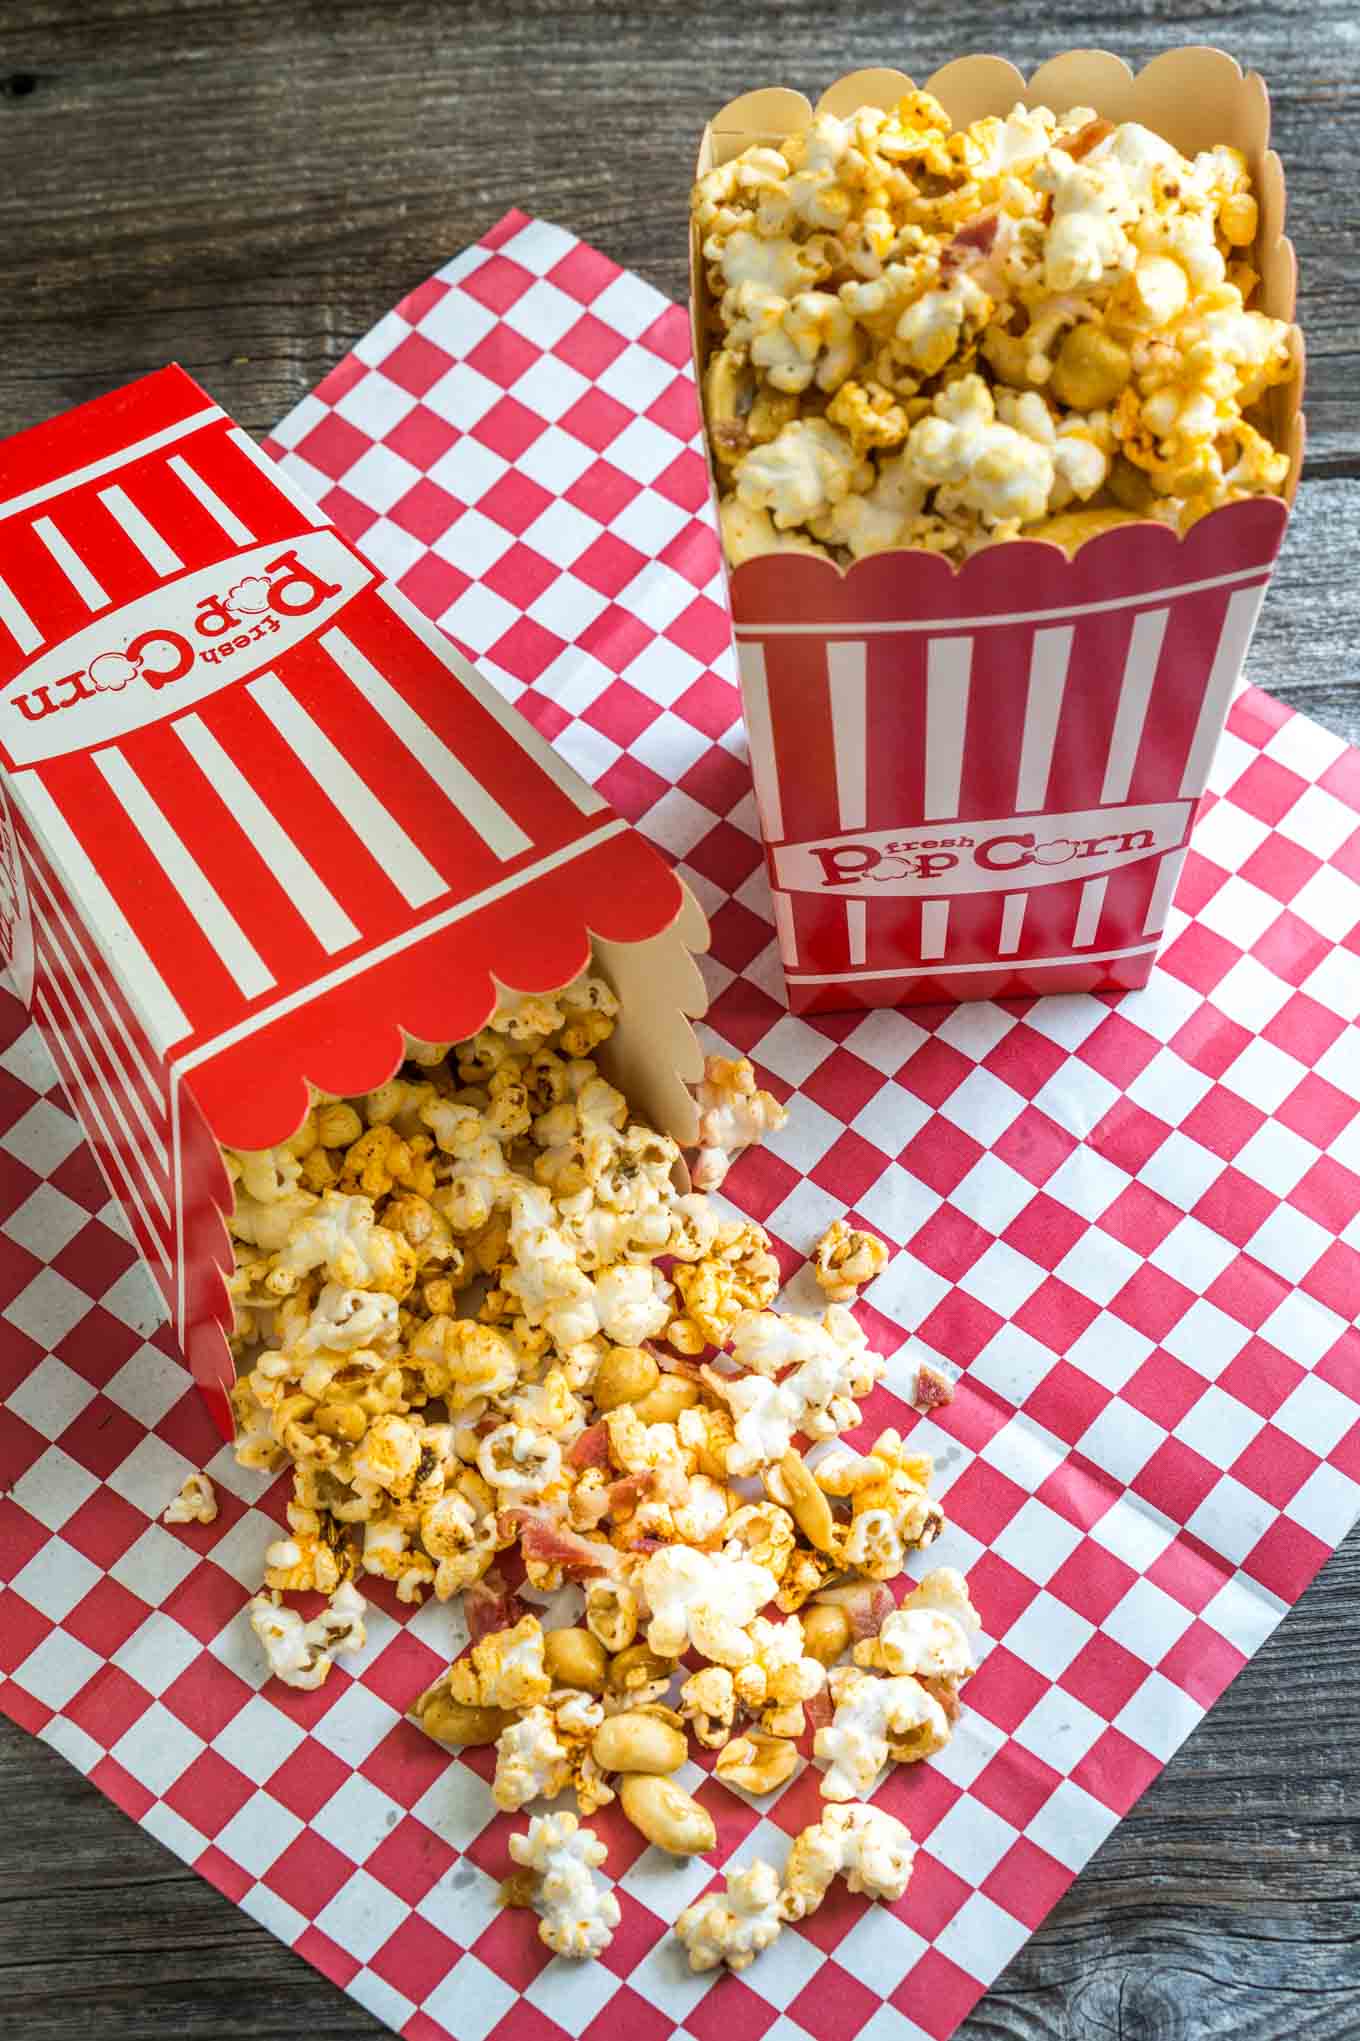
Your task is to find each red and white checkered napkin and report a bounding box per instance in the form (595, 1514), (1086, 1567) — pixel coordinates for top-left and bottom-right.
(3, 211), (1360, 2041)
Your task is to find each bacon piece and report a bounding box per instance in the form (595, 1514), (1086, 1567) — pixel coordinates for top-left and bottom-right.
(464, 1566), (528, 1645)
(822, 1580), (895, 1642)
(919, 1675), (963, 1725)
(803, 1683), (835, 1735)
(914, 1363), (955, 1413)
(499, 1505), (624, 1577)
(1057, 116), (1113, 161)
(568, 1421), (611, 1470)
(607, 1471), (655, 1519)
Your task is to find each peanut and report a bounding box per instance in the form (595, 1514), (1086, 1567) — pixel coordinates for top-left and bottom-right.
(593, 1345), (660, 1411)
(799, 1603), (852, 1666)
(543, 1626), (608, 1695)
(592, 1710), (688, 1776)
(773, 1449), (839, 1553)
(633, 1376), (701, 1426)
(714, 1731), (799, 1796)
(619, 1774), (716, 1856)
(608, 1642), (676, 1694)
(415, 1691), (513, 1747)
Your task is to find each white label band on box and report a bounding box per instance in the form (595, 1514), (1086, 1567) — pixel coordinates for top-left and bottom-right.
(771, 800), (1195, 898)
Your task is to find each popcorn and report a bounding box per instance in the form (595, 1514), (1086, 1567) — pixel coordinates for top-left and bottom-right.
(493, 1704), (574, 1810)
(811, 1219), (890, 1302)
(248, 1581), (367, 1691)
(449, 1615), (552, 1712)
(265, 1191), (416, 1299)
(691, 1055), (789, 1190)
(732, 1614), (827, 1736)
(716, 1305), (885, 1473)
(814, 1666), (952, 1799)
(675, 1859), (784, 1972)
(680, 1664), (738, 1748)
(509, 1812), (621, 1960)
(780, 1804), (916, 1919)
(696, 92), (1297, 559)
(642, 1543), (779, 1667)
(815, 1429), (945, 1579)
(163, 1472), (217, 1525)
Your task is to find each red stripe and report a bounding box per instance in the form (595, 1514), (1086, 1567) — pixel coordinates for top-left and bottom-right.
(188, 423), (318, 548)
(279, 634), (499, 892)
(15, 814), (171, 1115)
(31, 875), (171, 1150)
(957, 621), (1038, 823)
(863, 631), (928, 835)
(763, 637), (840, 843)
(339, 590), (593, 853)
(0, 365), (208, 508)
(121, 456), (270, 577)
(35, 922), (173, 1217)
(1046, 605), (1138, 816)
(37, 749), (249, 1035)
(131, 715), (334, 990)
(192, 684), (413, 944)
(1127, 584), (1233, 805)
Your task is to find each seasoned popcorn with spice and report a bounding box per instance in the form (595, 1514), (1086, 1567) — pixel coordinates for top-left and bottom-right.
(694, 91), (1298, 559)
(675, 1859), (785, 1972)
(163, 1472), (218, 1525)
(509, 1812), (621, 1960)
(780, 1803), (917, 1918)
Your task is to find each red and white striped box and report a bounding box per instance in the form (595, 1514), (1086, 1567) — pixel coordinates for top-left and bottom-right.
(0, 364), (707, 1438)
(695, 49), (1305, 1016)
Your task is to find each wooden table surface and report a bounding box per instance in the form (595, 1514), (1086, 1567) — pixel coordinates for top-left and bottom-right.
(1, 4), (1357, 2037)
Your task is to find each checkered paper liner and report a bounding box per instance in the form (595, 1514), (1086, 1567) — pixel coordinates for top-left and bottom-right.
(3, 211), (1360, 2041)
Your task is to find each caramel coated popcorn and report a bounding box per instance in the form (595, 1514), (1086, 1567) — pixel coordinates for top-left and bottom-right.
(694, 93), (1297, 562)
(214, 969), (978, 1960)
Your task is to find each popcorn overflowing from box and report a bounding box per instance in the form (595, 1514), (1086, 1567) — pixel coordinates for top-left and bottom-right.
(692, 49), (1305, 1012)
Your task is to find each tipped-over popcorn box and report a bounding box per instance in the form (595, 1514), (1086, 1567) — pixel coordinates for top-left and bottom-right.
(0, 366), (708, 1436)
(693, 49), (1305, 1014)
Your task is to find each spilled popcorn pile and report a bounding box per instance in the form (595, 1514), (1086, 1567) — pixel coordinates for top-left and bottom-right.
(694, 90), (1298, 562)
(211, 972), (979, 1969)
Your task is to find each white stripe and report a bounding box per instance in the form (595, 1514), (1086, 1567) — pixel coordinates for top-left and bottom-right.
(0, 407), (223, 524)
(248, 670), (446, 910)
(919, 900), (949, 960)
(26, 859), (170, 1156)
(736, 641), (784, 840)
(0, 572), (43, 654)
(735, 563), (1274, 638)
(1178, 585), (1267, 798)
(94, 748), (274, 1000)
(170, 818), (629, 1081)
(999, 895), (1027, 955)
(33, 516), (109, 610)
(228, 426), (329, 527)
(1072, 876), (1108, 948)
(16, 776), (190, 1049)
(924, 638), (970, 821)
(377, 581), (608, 817)
(97, 483), (184, 576)
(771, 891), (799, 966)
(827, 641), (867, 830)
(786, 938), (1160, 984)
(1015, 626), (1071, 810)
(1101, 608), (1168, 804)
(168, 453), (255, 544)
(35, 980), (169, 1269)
(36, 927), (172, 1216)
(319, 627), (532, 861)
(846, 898), (866, 967)
(174, 713), (361, 953)
(1143, 848), (1188, 936)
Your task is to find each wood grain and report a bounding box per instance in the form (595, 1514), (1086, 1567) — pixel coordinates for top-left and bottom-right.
(0, 3), (1356, 2038)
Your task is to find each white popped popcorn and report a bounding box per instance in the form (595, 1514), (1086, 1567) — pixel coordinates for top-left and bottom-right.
(509, 1812), (621, 1960)
(248, 1581), (367, 1692)
(163, 1472), (218, 1525)
(691, 1055), (789, 1191)
(780, 1803), (917, 1919)
(642, 1544), (779, 1667)
(815, 1665), (952, 1799)
(675, 1859), (785, 1972)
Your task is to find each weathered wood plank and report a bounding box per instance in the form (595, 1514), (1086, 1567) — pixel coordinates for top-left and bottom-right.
(1, 3), (1357, 2038)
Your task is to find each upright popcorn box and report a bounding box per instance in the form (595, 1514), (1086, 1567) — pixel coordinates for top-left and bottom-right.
(0, 366), (708, 1435)
(693, 49), (1305, 1013)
